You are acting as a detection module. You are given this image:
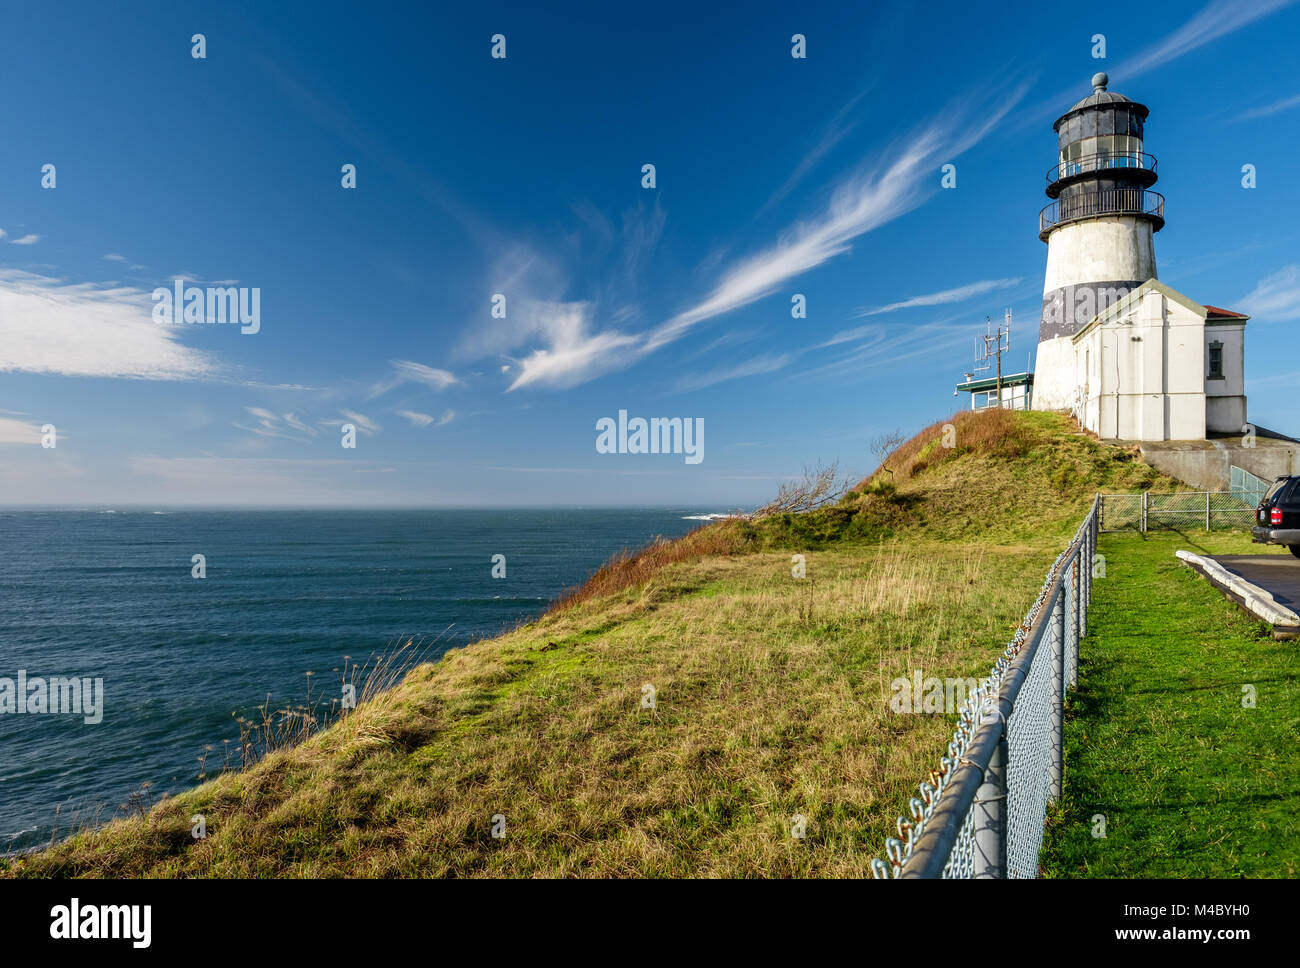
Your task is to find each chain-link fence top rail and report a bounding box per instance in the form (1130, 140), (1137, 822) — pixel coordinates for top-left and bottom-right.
(1100, 491), (1260, 532)
(871, 499), (1097, 879)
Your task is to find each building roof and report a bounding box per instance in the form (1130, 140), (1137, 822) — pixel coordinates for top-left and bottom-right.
(1054, 73), (1150, 130)
(1067, 89), (1133, 111)
(1204, 305), (1249, 320)
(1071, 280), (1252, 342)
(955, 372), (1033, 393)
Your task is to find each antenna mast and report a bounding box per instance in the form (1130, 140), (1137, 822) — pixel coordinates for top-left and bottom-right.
(975, 309), (1013, 408)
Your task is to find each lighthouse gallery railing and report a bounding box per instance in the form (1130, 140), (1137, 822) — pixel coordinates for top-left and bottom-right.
(871, 498), (1099, 878)
(1046, 150), (1157, 186)
(1039, 188), (1164, 237)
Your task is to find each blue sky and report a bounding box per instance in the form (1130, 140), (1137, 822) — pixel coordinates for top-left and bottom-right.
(2, 0), (1298, 507)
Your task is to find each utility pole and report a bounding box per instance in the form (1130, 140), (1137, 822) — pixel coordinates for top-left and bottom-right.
(974, 310), (1013, 409)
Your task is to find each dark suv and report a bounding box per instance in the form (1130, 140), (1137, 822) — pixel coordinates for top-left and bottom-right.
(1252, 475), (1300, 559)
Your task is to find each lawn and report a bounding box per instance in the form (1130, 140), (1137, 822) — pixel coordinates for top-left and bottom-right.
(1041, 530), (1300, 877)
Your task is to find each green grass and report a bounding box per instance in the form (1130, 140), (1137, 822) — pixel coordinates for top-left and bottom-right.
(1041, 531), (1300, 877)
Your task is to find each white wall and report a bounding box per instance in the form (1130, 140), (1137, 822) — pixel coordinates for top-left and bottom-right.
(1205, 322), (1247, 434)
(1071, 289), (1209, 441)
(1033, 336), (1078, 410)
(1042, 217), (1156, 292)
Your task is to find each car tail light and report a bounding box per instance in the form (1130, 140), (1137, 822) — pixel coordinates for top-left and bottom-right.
(1271, 507), (1284, 525)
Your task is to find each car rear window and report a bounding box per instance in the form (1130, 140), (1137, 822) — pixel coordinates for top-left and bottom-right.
(1266, 478), (1298, 502)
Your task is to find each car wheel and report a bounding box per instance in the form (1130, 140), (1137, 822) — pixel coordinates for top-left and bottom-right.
(1289, 546), (1300, 560)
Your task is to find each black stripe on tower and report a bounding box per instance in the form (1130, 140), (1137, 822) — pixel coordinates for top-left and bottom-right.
(1039, 281), (1146, 341)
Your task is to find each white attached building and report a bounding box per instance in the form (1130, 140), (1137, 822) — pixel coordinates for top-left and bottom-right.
(1069, 280), (1248, 441)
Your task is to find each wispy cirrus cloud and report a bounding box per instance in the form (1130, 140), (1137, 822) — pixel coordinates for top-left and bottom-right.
(0, 414), (45, 445)
(337, 409), (381, 434)
(758, 90), (869, 215)
(676, 353), (793, 392)
(1111, 0), (1298, 80)
(641, 85), (1028, 353)
(1023, 0), (1299, 127)
(1240, 92), (1300, 120)
(1240, 264), (1300, 321)
(504, 301), (641, 390)
(504, 84), (1028, 391)
(397, 408), (455, 428)
(234, 407), (315, 442)
(816, 310), (971, 351)
(796, 317), (977, 383)
(855, 277), (1023, 318)
(0, 269), (217, 380)
(398, 409), (435, 427)
(10, 235), (40, 245)
(369, 359), (459, 398)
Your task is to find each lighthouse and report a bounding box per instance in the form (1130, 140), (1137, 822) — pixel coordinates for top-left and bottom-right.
(1032, 72), (1164, 411)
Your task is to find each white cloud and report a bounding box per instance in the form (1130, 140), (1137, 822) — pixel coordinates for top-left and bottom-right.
(1241, 264), (1300, 322)
(0, 415), (44, 445)
(234, 407), (323, 442)
(282, 412), (319, 437)
(369, 359), (459, 398)
(398, 409), (435, 427)
(676, 353), (793, 392)
(1112, 0), (1299, 80)
(11, 235), (40, 245)
(644, 91), (1025, 354)
(505, 301), (640, 390)
(0, 269), (217, 380)
(817, 310), (969, 350)
(796, 318), (975, 382)
(1241, 93), (1300, 120)
(103, 253), (128, 263)
(856, 277), (1023, 317)
(503, 88), (1025, 392)
(760, 90), (868, 215)
(338, 409), (381, 434)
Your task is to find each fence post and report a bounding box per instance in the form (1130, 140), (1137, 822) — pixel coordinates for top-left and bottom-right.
(1081, 507), (1092, 639)
(1205, 491), (1211, 531)
(972, 728), (1007, 878)
(1050, 586), (1065, 802)
(1070, 556), (1080, 688)
(1141, 491), (1148, 533)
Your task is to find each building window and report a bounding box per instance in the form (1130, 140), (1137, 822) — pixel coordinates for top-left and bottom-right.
(1208, 341), (1224, 380)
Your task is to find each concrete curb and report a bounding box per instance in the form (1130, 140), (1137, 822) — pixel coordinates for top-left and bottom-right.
(1176, 550), (1300, 631)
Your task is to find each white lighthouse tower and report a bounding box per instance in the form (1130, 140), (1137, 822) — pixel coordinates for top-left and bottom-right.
(1032, 72), (1164, 410)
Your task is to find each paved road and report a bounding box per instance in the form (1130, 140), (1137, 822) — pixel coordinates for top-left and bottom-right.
(1211, 554), (1300, 612)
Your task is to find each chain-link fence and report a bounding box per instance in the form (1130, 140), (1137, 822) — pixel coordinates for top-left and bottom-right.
(872, 498), (1097, 879)
(1100, 491), (1258, 532)
(1230, 465), (1270, 509)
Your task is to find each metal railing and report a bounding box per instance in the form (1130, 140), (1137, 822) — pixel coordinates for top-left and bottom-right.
(1047, 151), (1157, 186)
(1038, 188), (1165, 238)
(872, 498), (1098, 878)
(1230, 466), (1270, 510)
(1099, 491), (1258, 532)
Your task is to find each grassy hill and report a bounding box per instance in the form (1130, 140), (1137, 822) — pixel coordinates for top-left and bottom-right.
(3, 410), (1184, 878)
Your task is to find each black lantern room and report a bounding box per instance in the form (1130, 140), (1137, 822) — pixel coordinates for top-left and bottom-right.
(1039, 73), (1165, 241)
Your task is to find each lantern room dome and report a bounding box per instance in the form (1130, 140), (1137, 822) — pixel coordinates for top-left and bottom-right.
(1055, 74), (1150, 132)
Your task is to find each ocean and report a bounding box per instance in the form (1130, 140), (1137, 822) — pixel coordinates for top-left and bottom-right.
(0, 508), (719, 853)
